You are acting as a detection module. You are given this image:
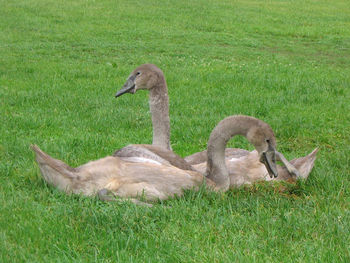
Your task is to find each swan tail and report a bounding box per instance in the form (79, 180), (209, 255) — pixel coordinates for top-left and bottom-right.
(31, 144), (77, 192)
(290, 148), (319, 179)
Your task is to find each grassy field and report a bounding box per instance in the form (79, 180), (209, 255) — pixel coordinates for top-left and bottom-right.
(1, 0), (350, 261)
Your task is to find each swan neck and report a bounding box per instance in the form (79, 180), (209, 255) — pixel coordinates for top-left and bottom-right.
(206, 116), (256, 190)
(149, 77), (171, 150)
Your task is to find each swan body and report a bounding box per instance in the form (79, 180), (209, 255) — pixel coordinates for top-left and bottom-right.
(32, 115), (282, 202)
(193, 148), (318, 187)
(32, 145), (206, 201)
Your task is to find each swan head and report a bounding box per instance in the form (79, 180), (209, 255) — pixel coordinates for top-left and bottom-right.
(116, 64), (164, 97)
(246, 124), (278, 178)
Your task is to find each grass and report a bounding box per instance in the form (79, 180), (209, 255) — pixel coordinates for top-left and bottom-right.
(1, 0), (350, 261)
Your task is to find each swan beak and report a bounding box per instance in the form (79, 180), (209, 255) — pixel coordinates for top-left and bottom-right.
(260, 151), (278, 178)
(115, 76), (136, 98)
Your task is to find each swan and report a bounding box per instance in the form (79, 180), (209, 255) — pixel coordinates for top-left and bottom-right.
(31, 115), (281, 203)
(114, 64), (193, 171)
(114, 64), (318, 182)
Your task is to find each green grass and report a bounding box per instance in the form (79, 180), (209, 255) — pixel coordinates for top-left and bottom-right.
(1, 0), (350, 261)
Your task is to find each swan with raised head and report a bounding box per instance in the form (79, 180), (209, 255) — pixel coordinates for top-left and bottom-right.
(114, 64), (193, 171)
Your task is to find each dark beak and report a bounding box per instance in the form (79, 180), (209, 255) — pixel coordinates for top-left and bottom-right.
(115, 76), (136, 98)
(260, 150), (278, 178)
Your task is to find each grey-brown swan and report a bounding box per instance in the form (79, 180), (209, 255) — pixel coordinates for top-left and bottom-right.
(32, 115), (281, 203)
(114, 64), (318, 183)
(113, 64), (193, 171)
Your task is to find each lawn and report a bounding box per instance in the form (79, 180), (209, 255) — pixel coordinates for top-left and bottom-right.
(1, 0), (350, 262)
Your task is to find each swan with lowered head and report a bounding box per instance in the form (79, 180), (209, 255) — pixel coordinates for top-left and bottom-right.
(32, 115), (281, 203)
(114, 64), (318, 184)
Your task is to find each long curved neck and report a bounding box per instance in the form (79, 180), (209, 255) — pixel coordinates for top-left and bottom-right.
(206, 116), (260, 190)
(149, 75), (171, 150)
